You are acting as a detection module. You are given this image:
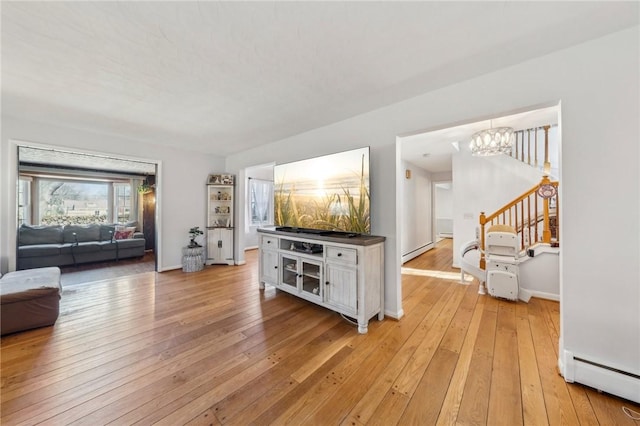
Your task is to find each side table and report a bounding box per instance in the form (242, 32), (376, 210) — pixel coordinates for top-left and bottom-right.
(182, 246), (205, 272)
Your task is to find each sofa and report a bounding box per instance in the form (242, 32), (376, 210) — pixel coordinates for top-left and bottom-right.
(17, 223), (145, 270)
(1, 267), (62, 335)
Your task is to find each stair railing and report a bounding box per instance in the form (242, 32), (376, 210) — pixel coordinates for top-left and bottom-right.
(511, 124), (554, 175)
(478, 176), (559, 269)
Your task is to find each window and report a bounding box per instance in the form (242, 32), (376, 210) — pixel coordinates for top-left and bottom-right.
(249, 178), (273, 226)
(38, 179), (110, 225)
(114, 183), (131, 223)
(17, 177), (32, 225)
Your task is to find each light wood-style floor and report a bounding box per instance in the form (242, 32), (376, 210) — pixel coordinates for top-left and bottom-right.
(2, 239), (639, 425)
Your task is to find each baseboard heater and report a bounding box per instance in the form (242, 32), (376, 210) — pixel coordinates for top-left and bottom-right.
(563, 351), (640, 403)
(401, 242), (434, 264)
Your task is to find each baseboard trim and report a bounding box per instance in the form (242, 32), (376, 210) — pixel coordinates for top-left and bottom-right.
(159, 264), (182, 272)
(385, 308), (404, 320)
(523, 289), (559, 302)
(402, 243), (434, 264)
(562, 350), (640, 403)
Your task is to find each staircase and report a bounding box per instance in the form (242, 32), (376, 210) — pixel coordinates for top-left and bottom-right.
(460, 123), (560, 300)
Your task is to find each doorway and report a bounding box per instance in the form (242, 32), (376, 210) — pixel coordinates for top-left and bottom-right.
(434, 181), (453, 241)
(15, 144), (160, 282)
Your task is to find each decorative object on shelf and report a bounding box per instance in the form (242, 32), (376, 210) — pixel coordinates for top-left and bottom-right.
(188, 226), (204, 248)
(470, 121), (515, 156)
(208, 174), (234, 185)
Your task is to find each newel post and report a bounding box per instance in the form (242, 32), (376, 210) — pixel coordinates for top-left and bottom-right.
(479, 211), (486, 270)
(540, 176), (552, 243)
(543, 125), (551, 175)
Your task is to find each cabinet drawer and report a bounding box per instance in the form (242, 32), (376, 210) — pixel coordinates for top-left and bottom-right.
(261, 236), (279, 249)
(326, 246), (357, 264)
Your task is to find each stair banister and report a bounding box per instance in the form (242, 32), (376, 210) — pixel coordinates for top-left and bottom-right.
(543, 125), (551, 175)
(542, 175), (552, 243)
(478, 176), (559, 270)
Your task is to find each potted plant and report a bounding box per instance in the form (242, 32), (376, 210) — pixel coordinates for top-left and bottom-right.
(188, 226), (204, 248)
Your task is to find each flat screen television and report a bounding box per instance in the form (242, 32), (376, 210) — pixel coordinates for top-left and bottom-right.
(274, 147), (370, 235)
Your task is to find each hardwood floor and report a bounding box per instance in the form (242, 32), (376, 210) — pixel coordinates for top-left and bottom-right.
(59, 252), (156, 287)
(2, 240), (639, 425)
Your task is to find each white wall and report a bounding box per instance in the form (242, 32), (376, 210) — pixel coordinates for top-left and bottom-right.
(225, 26), (640, 387)
(0, 116), (225, 272)
(401, 161), (432, 259)
(452, 149), (546, 267)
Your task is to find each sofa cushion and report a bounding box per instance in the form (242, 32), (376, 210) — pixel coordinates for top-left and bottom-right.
(72, 242), (102, 253)
(19, 244), (64, 257)
(97, 241), (118, 251)
(63, 225), (101, 243)
(115, 238), (145, 249)
(19, 225), (63, 246)
(123, 221), (139, 231)
(99, 224), (116, 241)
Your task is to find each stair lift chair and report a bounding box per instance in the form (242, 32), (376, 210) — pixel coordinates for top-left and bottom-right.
(485, 224), (520, 301)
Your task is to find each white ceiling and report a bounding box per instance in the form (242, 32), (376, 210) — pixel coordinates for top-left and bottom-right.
(2, 2), (638, 157)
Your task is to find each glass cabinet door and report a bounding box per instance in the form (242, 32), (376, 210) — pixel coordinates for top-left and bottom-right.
(300, 259), (322, 300)
(281, 255), (298, 290)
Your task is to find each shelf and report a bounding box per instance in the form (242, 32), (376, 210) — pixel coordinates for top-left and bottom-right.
(282, 279), (296, 287)
(206, 177), (235, 265)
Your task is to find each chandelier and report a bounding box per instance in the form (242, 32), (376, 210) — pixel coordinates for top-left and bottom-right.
(469, 125), (514, 156)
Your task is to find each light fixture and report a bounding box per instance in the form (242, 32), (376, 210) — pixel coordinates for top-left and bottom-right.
(469, 122), (514, 156)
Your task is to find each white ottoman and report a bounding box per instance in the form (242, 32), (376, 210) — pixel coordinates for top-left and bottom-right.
(1, 267), (62, 335)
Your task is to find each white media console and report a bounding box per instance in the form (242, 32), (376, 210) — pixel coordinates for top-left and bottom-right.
(257, 227), (385, 334)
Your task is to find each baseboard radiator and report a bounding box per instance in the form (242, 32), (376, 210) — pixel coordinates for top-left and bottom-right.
(562, 350), (640, 403)
(401, 242), (434, 264)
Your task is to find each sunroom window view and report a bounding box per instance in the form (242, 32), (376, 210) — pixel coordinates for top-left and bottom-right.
(15, 146), (158, 282)
(19, 178), (135, 226)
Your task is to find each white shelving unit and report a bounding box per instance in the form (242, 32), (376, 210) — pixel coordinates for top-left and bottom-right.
(206, 174), (234, 265)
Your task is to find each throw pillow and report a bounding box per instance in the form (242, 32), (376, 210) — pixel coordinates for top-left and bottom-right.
(114, 226), (136, 240)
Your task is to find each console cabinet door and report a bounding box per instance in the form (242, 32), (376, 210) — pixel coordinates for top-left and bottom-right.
(300, 259), (322, 301)
(260, 249), (279, 284)
(280, 254), (299, 293)
(325, 263), (357, 315)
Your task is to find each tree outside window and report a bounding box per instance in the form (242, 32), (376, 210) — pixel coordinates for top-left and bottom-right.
(39, 179), (109, 225)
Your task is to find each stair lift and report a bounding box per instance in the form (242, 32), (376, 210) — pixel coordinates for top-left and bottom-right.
(484, 225), (520, 301)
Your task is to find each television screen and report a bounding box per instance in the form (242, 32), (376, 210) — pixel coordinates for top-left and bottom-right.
(274, 147), (370, 235)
